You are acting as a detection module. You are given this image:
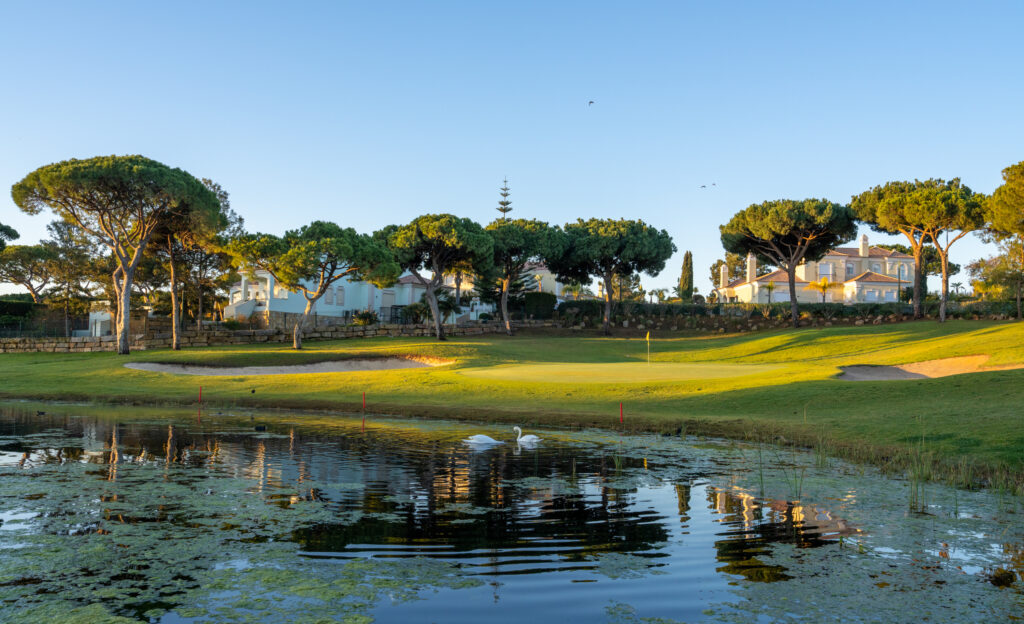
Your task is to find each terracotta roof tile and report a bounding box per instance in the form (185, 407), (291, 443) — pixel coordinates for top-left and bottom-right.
(844, 271), (901, 283)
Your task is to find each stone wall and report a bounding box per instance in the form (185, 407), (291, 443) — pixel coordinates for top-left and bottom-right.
(0, 320), (556, 353)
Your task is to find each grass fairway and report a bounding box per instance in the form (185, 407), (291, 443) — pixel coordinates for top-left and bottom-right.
(460, 361), (781, 383)
(2, 320), (1023, 489)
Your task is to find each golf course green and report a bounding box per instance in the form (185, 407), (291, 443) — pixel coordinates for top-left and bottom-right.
(459, 361), (781, 383)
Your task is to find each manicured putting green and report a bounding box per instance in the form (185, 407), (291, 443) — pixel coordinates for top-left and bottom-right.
(460, 361), (781, 384)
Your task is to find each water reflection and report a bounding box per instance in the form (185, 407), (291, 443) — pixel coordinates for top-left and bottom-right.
(0, 406), (1019, 623)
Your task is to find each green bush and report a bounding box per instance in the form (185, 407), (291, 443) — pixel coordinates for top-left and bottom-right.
(353, 310), (378, 326)
(222, 319), (243, 330)
(0, 300), (36, 318)
(477, 312), (492, 322)
(524, 292), (557, 319)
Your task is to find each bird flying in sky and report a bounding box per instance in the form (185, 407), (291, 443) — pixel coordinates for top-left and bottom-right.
(588, 100), (594, 106)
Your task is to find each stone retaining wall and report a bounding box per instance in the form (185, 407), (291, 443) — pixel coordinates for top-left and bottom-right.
(0, 321), (556, 353)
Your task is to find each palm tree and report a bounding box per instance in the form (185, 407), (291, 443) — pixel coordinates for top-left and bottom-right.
(763, 281), (777, 303)
(952, 282), (963, 295)
(804, 277), (841, 303)
(651, 288), (668, 303)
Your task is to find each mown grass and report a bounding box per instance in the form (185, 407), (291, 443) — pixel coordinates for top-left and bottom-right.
(2, 320), (1023, 491)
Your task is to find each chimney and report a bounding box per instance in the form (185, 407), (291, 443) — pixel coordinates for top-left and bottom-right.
(859, 233), (869, 258)
(719, 263), (729, 289)
(746, 253), (756, 283)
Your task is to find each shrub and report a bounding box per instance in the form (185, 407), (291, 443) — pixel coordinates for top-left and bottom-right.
(524, 292), (557, 319)
(0, 300), (36, 319)
(477, 312), (492, 322)
(353, 310), (378, 326)
(222, 319), (243, 330)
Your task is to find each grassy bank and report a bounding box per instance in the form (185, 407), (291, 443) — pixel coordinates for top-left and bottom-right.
(2, 320), (1023, 491)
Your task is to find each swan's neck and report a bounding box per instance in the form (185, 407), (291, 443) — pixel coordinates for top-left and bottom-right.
(514, 427), (521, 441)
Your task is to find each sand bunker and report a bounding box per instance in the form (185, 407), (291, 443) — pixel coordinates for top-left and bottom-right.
(838, 355), (1024, 381)
(125, 357), (448, 376)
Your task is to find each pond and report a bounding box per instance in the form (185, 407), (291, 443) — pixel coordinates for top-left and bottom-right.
(0, 404), (1021, 623)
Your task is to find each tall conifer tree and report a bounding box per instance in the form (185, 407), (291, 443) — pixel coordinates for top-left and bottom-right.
(496, 178), (513, 220)
(678, 250), (694, 299)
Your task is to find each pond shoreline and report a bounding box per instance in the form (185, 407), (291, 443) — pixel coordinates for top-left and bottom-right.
(2, 395), (1019, 497)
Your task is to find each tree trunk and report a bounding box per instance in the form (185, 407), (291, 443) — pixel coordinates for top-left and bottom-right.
(293, 299), (314, 349)
(454, 272), (462, 306)
(425, 286), (445, 340)
(168, 241), (181, 350)
(787, 266), (799, 328)
(1017, 280), (1022, 321)
(939, 251), (949, 323)
(196, 284), (204, 332)
(115, 269), (134, 355)
(500, 279), (512, 336)
(912, 246), (925, 319)
(603, 272), (614, 336)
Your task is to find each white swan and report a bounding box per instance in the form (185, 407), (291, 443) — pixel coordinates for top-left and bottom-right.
(464, 434), (503, 445)
(513, 426), (542, 446)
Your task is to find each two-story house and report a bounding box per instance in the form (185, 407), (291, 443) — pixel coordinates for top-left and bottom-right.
(716, 234), (914, 304)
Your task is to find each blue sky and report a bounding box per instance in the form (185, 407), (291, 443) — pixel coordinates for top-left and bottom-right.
(1, 1), (1022, 295)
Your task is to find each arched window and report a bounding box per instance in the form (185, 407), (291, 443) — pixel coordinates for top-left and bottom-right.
(898, 264), (907, 280)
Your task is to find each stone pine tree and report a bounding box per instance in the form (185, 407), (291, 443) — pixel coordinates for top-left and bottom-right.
(496, 178), (513, 221)
(229, 221), (400, 349)
(547, 218), (675, 335)
(984, 160), (1024, 319)
(677, 251), (694, 300)
(12, 155), (219, 354)
(0, 244), (56, 302)
(485, 219), (564, 336)
(376, 214), (493, 341)
(720, 199), (856, 328)
(0, 222), (16, 252)
(852, 179), (984, 322)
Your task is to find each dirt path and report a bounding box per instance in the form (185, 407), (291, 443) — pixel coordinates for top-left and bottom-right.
(125, 357), (447, 376)
(838, 355), (1024, 381)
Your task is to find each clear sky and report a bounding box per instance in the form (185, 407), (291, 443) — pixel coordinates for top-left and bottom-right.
(2, 1), (1022, 295)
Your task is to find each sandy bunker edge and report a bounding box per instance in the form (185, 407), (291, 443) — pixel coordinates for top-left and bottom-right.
(124, 356), (452, 376)
(838, 355), (1024, 381)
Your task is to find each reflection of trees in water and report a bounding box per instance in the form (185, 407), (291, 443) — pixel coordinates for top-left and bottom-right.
(4, 408), (862, 583)
(703, 486), (857, 583)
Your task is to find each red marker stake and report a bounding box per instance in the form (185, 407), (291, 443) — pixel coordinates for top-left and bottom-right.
(361, 392), (366, 432)
(620, 402), (624, 424)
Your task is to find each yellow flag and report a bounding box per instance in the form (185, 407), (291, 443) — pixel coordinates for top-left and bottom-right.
(646, 331), (650, 342)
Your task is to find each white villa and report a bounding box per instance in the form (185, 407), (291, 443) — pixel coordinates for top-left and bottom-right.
(223, 269), (501, 327)
(717, 234), (914, 304)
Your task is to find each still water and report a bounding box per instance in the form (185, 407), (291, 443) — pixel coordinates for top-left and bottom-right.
(0, 405), (1020, 623)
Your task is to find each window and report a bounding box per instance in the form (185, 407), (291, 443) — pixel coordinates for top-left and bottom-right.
(870, 262), (881, 273)
(866, 290), (878, 302)
(819, 263), (833, 278)
(898, 264), (907, 280)
(274, 282), (289, 299)
(336, 286), (345, 306)
(324, 288), (334, 305)
(846, 262), (855, 279)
